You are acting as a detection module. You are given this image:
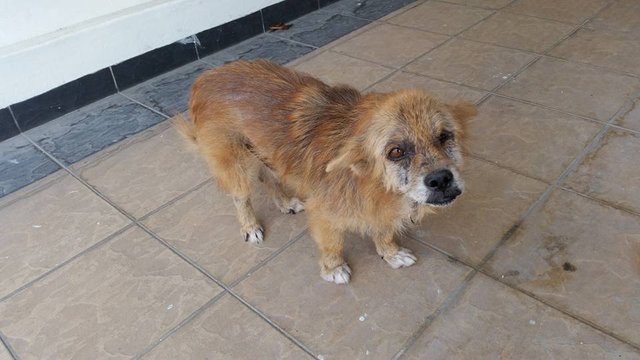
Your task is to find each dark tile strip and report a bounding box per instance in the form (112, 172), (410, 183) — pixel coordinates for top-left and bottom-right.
(262, 0), (319, 26)
(11, 68), (117, 131)
(196, 11), (264, 57)
(0, 108), (19, 141)
(111, 42), (198, 90)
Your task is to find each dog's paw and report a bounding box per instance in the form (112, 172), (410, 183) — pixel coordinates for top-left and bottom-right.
(278, 197), (305, 214)
(321, 263), (352, 284)
(384, 247), (417, 269)
(243, 226), (264, 245)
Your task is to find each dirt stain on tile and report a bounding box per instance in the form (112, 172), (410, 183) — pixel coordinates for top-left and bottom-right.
(562, 261), (577, 272)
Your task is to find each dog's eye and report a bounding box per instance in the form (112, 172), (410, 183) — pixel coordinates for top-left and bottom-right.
(387, 147), (406, 161)
(438, 131), (454, 144)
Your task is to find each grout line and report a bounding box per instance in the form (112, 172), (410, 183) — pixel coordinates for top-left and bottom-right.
(406, 232), (640, 352)
(392, 269), (478, 360)
(229, 229), (308, 288)
(137, 178), (213, 221)
(0, 331), (19, 360)
(136, 227), (310, 358)
(133, 291), (229, 359)
(0, 223), (135, 303)
(558, 185), (640, 218)
(118, 93), (171, 119)
(134, 222), (318, 358)
(108, 66), (120, 92)
(259, 10), (267, 33)
(265, 32), (320, 49)
(7, 106), (22, 133)
(466, 154), (550, 184)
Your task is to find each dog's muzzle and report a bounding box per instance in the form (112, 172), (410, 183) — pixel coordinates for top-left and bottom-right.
(424, 169), (462, 206)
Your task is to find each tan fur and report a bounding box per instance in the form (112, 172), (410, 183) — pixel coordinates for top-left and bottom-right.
(178, 59), (476, 283)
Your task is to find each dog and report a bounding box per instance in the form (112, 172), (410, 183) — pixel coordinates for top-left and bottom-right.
(176, 59), (476, 284)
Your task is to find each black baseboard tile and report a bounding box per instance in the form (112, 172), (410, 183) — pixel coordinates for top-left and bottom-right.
(111, 42), (198, 90)
(11, 69), (117, 132)
(196, 11), (264, 57)
(319, 0), (341, 7)
(262, 0), (319, 26)
(0, 108), (20, 141)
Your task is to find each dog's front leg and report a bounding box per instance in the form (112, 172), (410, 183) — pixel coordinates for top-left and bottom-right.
(308, 214), (351, 284)
(373, 232), (417, 269)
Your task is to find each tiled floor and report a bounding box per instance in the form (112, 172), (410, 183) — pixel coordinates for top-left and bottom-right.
(1, 0), (640, 359)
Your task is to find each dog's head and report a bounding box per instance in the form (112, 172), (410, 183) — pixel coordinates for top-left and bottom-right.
(327, 89), (476, 207)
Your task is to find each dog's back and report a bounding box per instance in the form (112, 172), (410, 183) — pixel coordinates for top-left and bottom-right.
(181, 60), (363, 190)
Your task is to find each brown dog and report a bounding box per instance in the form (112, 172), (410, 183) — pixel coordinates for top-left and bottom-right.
(176, 59), (476, 284)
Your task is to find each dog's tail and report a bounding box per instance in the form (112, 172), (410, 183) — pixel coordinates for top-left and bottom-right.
(173, 113), (198, 148)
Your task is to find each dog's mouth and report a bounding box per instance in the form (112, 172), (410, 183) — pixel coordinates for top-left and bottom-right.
(426, 187), (462, 206)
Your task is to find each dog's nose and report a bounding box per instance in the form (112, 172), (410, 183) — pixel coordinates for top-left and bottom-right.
(425, 169), (454, 191)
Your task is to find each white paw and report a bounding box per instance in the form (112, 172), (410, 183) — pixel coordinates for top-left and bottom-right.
(279, 197), (305, 214)
(384, 247), (417, 269)
(243, 226), (264, 245)
(321, 263), (352, 284)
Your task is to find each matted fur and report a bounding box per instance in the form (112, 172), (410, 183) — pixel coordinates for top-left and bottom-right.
(177, 59), (476, 284)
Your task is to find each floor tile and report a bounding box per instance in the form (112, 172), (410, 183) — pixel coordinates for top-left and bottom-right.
(332, 23), (449, 68)
(403, 273), (640, 359)
(0, 135), (60, 197)
(0, 172), (130, 300)
(550, 27), (640, 75)
(142, 295), (310, 359)
(589, 0), (640, 33)
(322, 0), (416, 20)
(443, 0), (513, 10)
(234, 234), (470, 360)
(368, 71), (487, 103)
(505, 0), (609, 24)
(122, 61), (212, 117)
(142, 182), (307, 284)
(388, 1), (493, 36)
(484, 189), (640, 343)
(406, 38), (536, 90)
(617, 97), (640, 132)
(0, 226), (221, 359)
(462, 11), (575, 52)
(498, 57), (640, 121)
(200, 34), (315, 67)
(411, 159), (547, 265)
(293, 51), (394, 90)
(74, 123), (210, 218)
(564, 129), (640, 214)
(23, 94), (166, 166)
(274, 10), (370, 48)
(469, 96), (601, 182)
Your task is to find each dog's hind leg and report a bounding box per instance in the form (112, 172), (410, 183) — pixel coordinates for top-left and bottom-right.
(199, 138), (264, 244)
(259, 167), (304, 214)
(373, 232), (417, 269)
(308, 212), (351, 284)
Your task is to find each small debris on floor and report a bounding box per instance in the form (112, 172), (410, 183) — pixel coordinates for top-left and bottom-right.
(529, 319), (536, 325)
(562, 262), (577, 272)
(359, 313), (368, 322)
(268, 23), (292, 32)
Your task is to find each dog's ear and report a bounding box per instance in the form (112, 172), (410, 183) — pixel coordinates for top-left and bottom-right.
(446, 100), (477, 125)
(326, 140), (367, 176)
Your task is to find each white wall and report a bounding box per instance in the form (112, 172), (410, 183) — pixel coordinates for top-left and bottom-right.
(0, 0), (280, 108)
